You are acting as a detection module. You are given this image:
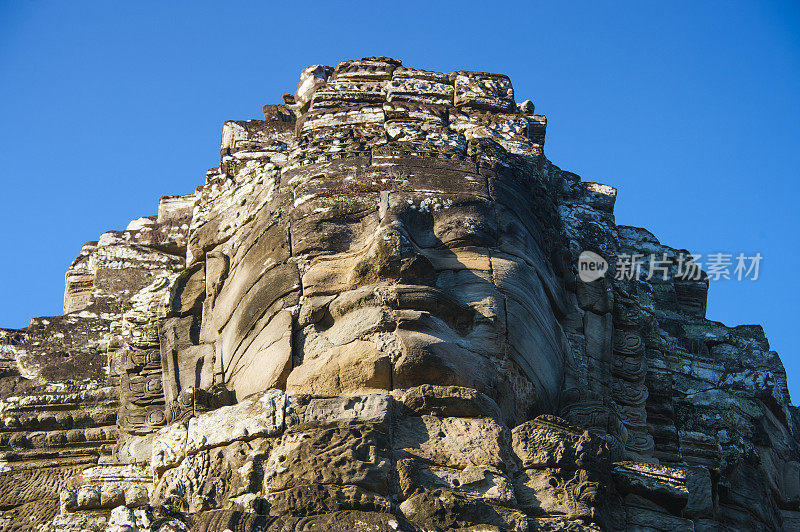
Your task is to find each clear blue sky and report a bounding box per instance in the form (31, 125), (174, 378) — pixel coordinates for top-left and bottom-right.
(2, 1), (799, 397)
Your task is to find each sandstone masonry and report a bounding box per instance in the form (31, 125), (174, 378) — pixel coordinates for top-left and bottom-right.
(0, 57), (797, 531)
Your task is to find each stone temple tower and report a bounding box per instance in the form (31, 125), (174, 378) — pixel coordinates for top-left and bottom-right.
(0, 57), (798, 531)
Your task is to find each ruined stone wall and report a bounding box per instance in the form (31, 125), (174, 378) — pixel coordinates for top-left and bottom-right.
(0, 57), (798, 531)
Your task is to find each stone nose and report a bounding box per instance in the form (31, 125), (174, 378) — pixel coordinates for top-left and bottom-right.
(348, 223), (436, 287)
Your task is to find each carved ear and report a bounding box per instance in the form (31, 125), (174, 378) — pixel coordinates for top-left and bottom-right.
(167, 262), (205, 318)
(204, 250), (230, 300)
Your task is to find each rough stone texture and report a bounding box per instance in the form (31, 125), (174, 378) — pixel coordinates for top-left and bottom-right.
(0, 57), (798, 531)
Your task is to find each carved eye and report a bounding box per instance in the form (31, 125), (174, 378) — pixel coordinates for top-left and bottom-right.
(548, 478), (558, 489)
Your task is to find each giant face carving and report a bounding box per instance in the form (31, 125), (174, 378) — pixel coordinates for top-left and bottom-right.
(185, 59), (574, 425)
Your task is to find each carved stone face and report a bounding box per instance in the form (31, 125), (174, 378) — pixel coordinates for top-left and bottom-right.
(197, 157), (572, 426)
(192, 62), (572, 425)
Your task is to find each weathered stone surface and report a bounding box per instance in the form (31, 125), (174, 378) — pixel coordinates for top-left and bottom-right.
(285, 339), (391, 395)
(612, 461), (689, 514)
(151, 422), (187, 474)
(0, 56), (797, 531)
(515, 467), (601, 520)
(284, 393), (391, 430)
(396, 459), (515, 504)
(190, 509), (409, 531)
(153, 438), (268, 514)
(453, 71), (515, 112)
(60, 464), (151, 514)
(186, 390), (284, 454)
(512, 415), (606, 469)
(263, 424), (390, 494)
(395, 384), (502, 421)
(264, 483), (393, 518)
(394, 415), (510, 471)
